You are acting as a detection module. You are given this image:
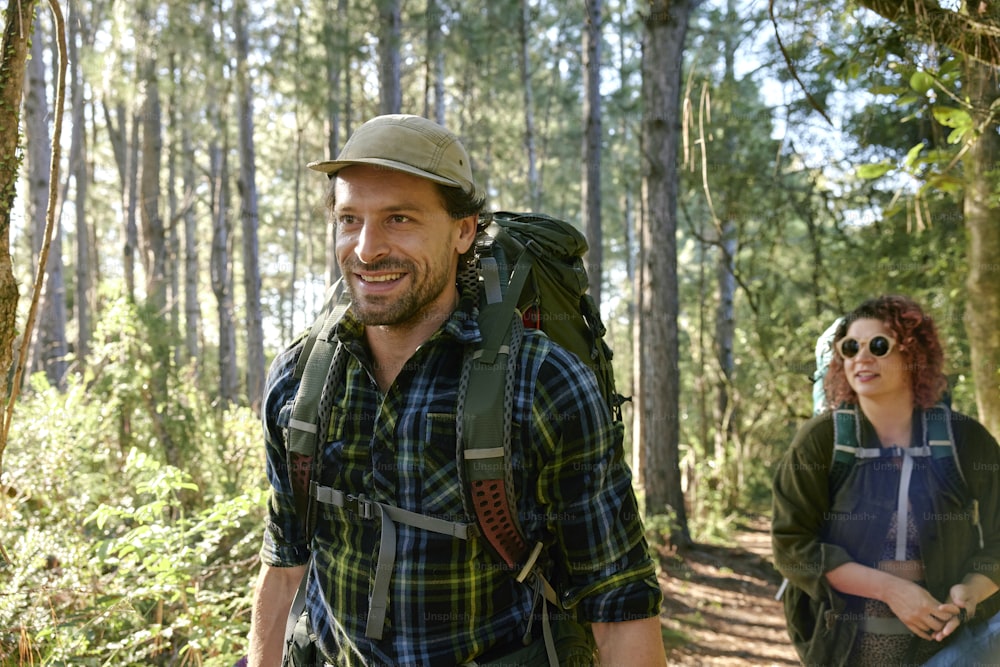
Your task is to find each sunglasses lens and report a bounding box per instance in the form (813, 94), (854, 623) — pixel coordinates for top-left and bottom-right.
(870, 336), (891, 357)
(840, 338), (860, 358)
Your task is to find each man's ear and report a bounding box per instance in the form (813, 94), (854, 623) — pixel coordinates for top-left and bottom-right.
(454, 214), (478, 255)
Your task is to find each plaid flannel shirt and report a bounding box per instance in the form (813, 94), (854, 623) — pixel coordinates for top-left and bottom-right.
(261, 296), (662, 666)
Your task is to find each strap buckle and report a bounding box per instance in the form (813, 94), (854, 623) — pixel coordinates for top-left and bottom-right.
(345, 494), (375, 520)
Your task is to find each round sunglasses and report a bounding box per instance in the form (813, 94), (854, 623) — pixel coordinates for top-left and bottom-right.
(835, 334), (898, 359)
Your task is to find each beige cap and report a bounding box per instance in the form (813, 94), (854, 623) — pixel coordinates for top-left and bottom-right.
(308, 114), (482, 199)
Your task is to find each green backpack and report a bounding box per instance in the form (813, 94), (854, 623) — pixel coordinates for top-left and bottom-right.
(281, 211), (623, 667)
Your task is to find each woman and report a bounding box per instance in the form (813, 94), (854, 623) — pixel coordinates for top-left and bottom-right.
(772, 295), (1000, 666)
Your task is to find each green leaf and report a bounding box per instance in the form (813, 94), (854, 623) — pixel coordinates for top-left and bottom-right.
(904, 143), (925, 168)
(947, 127), (970, 144)
(926, 175), (965, 193)
(909, 71), (934, 94)
(871, 84), (905, 96)
(857, 162), (893, 179)
(932, 106), (972, 129)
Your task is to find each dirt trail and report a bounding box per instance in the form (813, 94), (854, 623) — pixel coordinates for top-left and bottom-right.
(660, 518), (800, 665)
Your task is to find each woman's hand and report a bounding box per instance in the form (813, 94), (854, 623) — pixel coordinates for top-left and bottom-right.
(931, 574), (998, 642)
(881, 577), (953, 639)
(930, 583), (975, 642)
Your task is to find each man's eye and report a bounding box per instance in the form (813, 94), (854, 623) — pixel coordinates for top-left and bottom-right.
(389, 215), (410, 224)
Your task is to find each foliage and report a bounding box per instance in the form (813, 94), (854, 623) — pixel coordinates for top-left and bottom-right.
(1, 325), (265, 665)
(6, 0), (999, 652)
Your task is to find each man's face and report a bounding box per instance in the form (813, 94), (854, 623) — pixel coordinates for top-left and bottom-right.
(333, 165), (476, 329)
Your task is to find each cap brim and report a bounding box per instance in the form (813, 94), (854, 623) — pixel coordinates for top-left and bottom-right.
(307, 157), (464, 189)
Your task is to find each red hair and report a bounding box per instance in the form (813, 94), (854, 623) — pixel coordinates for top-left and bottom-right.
(824, 295), (947, 410)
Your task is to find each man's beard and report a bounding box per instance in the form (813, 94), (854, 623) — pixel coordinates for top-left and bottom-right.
(342, 258), (454, 329)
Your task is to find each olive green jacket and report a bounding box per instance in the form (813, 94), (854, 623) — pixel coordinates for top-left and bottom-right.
(771, 409), (1000, 666)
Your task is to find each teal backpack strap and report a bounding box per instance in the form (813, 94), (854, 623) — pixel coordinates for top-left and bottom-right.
(924, 403), (983, 548)
(829, 406), (861, 491)
(309, 486), (472, 640)
(926, 403), (958, 465)
(281, 281), (351, 662)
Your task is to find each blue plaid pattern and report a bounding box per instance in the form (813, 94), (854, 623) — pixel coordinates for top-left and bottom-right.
(260, 297), (661, 666)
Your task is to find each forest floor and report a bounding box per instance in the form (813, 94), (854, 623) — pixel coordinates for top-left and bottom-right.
(659, 515), (800, 666)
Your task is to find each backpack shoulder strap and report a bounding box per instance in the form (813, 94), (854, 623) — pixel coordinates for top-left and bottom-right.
(829, 405), (861, 491)
(287, 279), (351, 521)
(458, 307), (532, 570)
(923, 403), (983, 548)
(925, 403), (959, 469)
(456, 223), (542, 572)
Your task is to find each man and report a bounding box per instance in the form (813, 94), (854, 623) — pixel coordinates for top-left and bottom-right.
(248, 114), (666, 667)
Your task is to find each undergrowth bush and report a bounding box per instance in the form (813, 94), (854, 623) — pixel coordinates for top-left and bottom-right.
(1, 299), (266, 666)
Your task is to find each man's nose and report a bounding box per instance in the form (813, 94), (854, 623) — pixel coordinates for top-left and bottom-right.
(355, 221), (389, 264)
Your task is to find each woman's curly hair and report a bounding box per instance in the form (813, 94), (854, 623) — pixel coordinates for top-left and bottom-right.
(824, 295), (947, 410)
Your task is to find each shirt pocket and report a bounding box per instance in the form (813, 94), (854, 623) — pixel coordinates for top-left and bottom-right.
(417, 411), (468, 521)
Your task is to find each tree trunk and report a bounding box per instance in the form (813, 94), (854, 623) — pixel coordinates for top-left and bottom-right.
(582, 0), (603, 309)
(206, 4), (239, 407)
(234, 1), (265, 411)
(210, 137), (238, 406)
(377, 0), (402, 115)
(518, 0), (541, 210)
(136, 15), (179, 467)
(69, 0), (90, 368)
(324, 0), (347, 289)
(714, 216), (736, 478)
(425, 0), (446, 124)
(182, 123), (200, 366)
(25, 15), (68, 390)
(962, 58), (1000, 437)
(640, 0), (692, 547)
(102, 99), (139, 302)
(138, 54), (166, 314)
(125, 113), (140, 302)
(0, 0), (39, 471)
(714, 0), (738, 478)
(167, 54), (181, 366)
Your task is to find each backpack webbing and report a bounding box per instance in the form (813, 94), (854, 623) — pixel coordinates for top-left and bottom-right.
(829, 402), (982, 549)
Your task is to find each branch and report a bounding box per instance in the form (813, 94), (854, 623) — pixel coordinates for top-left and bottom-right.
(769, 0), (836, 127)
(855, 0), (1000, 65)
(3, 0), (68, 444)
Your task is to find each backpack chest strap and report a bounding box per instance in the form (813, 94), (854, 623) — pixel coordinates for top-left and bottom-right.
(310, 482), (472, 639)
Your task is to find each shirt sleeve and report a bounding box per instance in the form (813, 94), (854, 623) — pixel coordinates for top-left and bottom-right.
(525, 341), (662, 623)
(770, 414), (853, 600)
(259, 342), (311, 568)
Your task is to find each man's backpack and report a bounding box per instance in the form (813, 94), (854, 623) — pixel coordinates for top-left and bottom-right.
(281, 211), (622, 667)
